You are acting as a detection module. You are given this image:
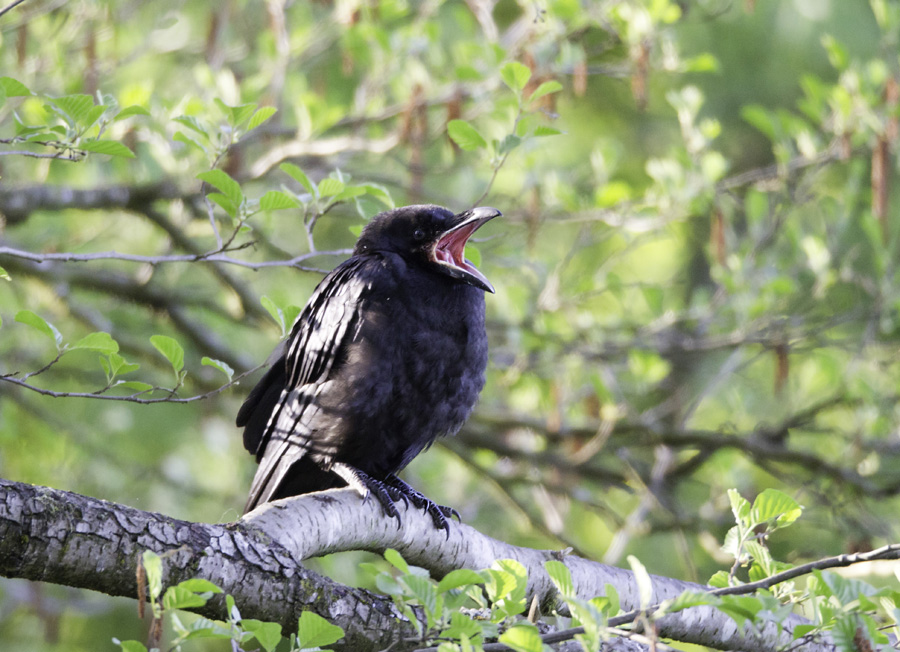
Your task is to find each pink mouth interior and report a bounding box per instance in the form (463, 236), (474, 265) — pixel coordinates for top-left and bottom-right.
(434, 222), (480, 273)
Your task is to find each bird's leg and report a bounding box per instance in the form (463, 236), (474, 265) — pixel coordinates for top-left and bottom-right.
(383, 475), (460, 535)
(331, 463), (404, 525)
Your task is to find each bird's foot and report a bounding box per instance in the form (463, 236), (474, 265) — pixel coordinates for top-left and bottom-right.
(384, 475), (459, 536)
(332, 463), (405, 524)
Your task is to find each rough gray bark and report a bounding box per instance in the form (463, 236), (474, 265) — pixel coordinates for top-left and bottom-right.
(0, 477), (831, 652)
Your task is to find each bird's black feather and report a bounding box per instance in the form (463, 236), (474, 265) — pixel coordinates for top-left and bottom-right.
(237, 204), (499, 527)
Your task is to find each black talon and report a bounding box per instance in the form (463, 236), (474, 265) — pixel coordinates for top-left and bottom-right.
(383, 474), (458, 537)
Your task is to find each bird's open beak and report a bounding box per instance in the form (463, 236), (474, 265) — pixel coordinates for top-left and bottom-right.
(431, 206), (500, 293)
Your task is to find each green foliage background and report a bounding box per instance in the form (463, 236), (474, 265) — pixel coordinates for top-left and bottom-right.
(2, 0), (900, 649)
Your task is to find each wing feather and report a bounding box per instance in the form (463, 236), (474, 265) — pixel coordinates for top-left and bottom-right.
(243, 257), (374, 512)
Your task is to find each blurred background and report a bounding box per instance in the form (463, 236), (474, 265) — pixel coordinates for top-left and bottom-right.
(2, 0), (899, 649)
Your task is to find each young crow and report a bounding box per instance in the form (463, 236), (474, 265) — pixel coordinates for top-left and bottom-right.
(237, 204), (500, 531)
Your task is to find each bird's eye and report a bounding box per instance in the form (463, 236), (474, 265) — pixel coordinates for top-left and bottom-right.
(413, 228), (426, 241)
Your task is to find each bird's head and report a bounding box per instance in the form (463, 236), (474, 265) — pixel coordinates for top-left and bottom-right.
(354, 204), (501, 293)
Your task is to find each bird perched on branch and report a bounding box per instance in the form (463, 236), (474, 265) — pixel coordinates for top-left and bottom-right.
(237, 204), (500, 532)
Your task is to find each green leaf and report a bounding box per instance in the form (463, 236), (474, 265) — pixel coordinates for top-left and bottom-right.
(113, 640), (148, 652)
(197, 169), (243, 206)
(280, 162), (316, 197)
(360, 183), (394, 208)
(207, 192), (239, 218)
(497, 134), (522, 156)
(448, 119), (487, 151)
(437, 568), (485, 593)
(750, 488), (802, 528)
(545, 560), (574, 598)
(498, 623), (542, 652)
(163, 585), (208, 610)
(71, 332), (119, 355)
(501, 61), (532, 93)
(248, 106), (277, 131)
(0, 264), (9, 281)
(708, 570), (731, 588)
(177, 578), (222, 594)
(150, 335), (185, 377)
(627, 555), (653, 609)
(296, 611), (344, 649)
(727, 488), (751, 524)
(113, 105), (151, 120)
(533, 125), (563, 137)
(48, 94), (94, 125)
(15, 310), (63, 348)
(259, 190), (300, 211)
(79, 139), (136, 158)
(118, 381), (154, 392)
(173, 130), (209, 155)
(220, 101), (257, 128)
(260, 295), (286, 336)
(529, 79), (562, 103)
(241, 619), (283, 652)
(384, 548), (410, 574)
(173, 115), (209, 137)
(201, 357), (234, 381)
(317, 177), (345, 198)
(142, 550), (163, 602)
(0, 76), (32, 97)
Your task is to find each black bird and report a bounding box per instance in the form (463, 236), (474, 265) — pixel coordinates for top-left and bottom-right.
(237, 204), (500, 531)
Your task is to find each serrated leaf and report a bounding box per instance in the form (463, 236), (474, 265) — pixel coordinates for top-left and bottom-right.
(79, 139), (136, 158)
(259, 190), (300, 211)
(15, 310), (62, 348)
(207, 192), (238, 218)
(201, 357), (234, 381)
(0, 76), (31, 97)
(448, 119), (487, 151)
(545, 560), (574, 598)
(529, 79), (563, 103)
(222, 101), (257, 128)
(71, 332), (119, 355)
(197, 169), (243, 206)
(280, 162), (316, 197)
(241, 619), (283, 652)
(83, 104), (108, 129)
(437, 569), (485, 593)
(248, 106), (277, 131)
(750, 488), (802, 527)
(163, 585), (208, 610)
(114, 105), (151, 120)
(501, 61), (532, 93)
(150, 335), (184, 376)
(317, 177), (345, 198)
(48, 94), (94, 125)
(296, 611), (344, 649)
(384, 548), (410, 574)
(498, 623), (542, 652)
(708, 570), (731, 588)
(360, 183), (394, 207)
(142, 550), (163, 601)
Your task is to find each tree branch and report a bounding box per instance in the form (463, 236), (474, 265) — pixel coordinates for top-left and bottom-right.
(0, 478), (835, 652)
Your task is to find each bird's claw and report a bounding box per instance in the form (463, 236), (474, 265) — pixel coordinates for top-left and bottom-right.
(385, 475), (458, 538)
